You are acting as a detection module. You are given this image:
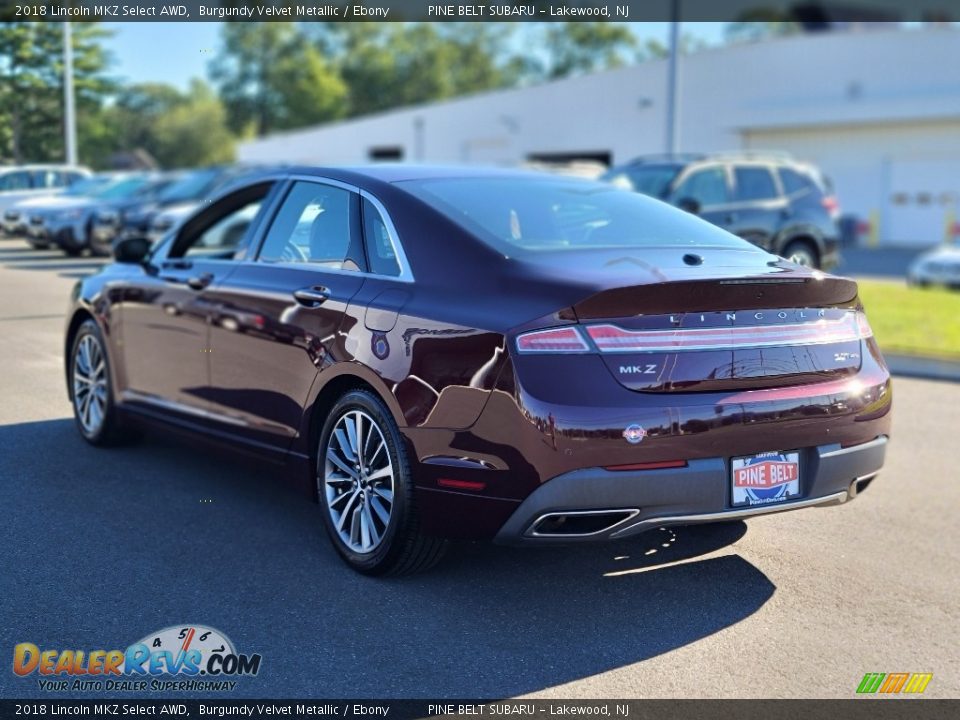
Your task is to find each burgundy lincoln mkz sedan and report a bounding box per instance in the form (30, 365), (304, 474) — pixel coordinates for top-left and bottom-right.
(65, 166), (891, 574)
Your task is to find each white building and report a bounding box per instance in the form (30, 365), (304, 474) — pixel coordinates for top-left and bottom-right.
(239, 26), (960, 247)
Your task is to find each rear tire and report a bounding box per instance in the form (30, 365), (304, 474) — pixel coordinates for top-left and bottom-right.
(782, 240), (819, 269)
(316, 389), (446, 576)
(69, 320), (135, 446)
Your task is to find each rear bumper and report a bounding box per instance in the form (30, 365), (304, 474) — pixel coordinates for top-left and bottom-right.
(494, 435), (886, 545)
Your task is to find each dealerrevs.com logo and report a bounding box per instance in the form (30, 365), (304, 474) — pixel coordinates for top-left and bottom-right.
(13, 625), (262, 692)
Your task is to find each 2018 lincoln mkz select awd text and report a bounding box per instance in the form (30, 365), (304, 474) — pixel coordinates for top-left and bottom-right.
(65, 166), (891, 574)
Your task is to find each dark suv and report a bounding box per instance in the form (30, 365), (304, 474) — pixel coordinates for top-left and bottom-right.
(601, 153), (840, 269)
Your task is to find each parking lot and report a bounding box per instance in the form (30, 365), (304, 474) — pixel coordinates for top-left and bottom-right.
(0, 237), (958, 700)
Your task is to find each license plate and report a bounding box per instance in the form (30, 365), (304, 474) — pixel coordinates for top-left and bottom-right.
(731, 451), (801, 507)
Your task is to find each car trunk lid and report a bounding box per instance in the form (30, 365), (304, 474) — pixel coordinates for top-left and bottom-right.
(515, 247), (866, 393)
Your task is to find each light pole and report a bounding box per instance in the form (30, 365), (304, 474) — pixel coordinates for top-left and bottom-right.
(63, 21), (78, 165)
(665, 1), (681, 157)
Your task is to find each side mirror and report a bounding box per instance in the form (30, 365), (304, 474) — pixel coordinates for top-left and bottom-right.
(113, 235), (151, 264)
(677, 197), (701, 215)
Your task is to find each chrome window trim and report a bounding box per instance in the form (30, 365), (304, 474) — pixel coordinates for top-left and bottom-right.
(359, 189), (415, 283)
(255, 174), (415, 284)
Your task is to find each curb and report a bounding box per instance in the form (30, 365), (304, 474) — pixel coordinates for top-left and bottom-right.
(885, 354), (960, 383)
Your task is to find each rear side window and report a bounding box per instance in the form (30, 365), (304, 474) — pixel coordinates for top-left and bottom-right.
(779, 168), (821, 198)
(733, 167), (779, 201)
(361, 198), (401, 277)
(672, 167), (730, 207)
(258, 181), (356, 269)
(400, 176), (750, 255)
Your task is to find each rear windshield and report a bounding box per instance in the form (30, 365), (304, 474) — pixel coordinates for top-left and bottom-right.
(779, 167), (826, 198)
(399, 176), (750, 255)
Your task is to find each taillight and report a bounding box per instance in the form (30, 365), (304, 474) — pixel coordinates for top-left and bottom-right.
(517, 312), (873, 354)
(516, 326), (589, 353)
(822, 195), (840, 218)
(585, 311), (873, 353)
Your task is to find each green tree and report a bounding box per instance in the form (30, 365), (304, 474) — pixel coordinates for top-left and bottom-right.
(149, 80), (235, 167)
(0, 21), (114, 163)
(88, 80), (235, 169)
(543, 22), (638, 79)
(110, 83), (186, 151)
(209, 22), (347, 137)
(311, 22), (521, 117)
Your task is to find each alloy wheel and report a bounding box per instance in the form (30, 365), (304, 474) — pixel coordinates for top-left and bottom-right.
(73, 334), (108, 435)
(322, 410), (395, 554)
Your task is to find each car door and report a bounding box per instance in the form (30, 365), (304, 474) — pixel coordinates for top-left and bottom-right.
(117, 182), (277, 421)
(204, 178), (367, 450)
(667, 164), (735, 230)
(725, 164), (789, 252)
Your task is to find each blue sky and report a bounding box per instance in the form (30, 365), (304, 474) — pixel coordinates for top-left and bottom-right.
(103, 22), (729, 91)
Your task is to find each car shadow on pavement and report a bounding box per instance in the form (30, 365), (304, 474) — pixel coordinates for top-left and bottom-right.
(0, 251), (67, 263)
(0, 418), (775, 699)
(7, 261), (108, 272)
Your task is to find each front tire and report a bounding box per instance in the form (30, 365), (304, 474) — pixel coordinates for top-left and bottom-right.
(317, 389), (446, 576)
(69, 320), (132, 446)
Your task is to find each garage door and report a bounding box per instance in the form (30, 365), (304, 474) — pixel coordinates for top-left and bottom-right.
(887, 159), (959, 246)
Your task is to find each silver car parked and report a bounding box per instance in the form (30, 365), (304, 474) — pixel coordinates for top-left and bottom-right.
(0, 164), (91, 236)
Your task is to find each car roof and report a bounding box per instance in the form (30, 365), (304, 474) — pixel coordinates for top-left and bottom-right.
(277, 164), (553, 185)
(618, 152), (809, 169)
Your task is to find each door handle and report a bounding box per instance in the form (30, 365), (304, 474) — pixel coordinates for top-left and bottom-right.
(293, 287), (329, 308)
(187, 273), (214, 291)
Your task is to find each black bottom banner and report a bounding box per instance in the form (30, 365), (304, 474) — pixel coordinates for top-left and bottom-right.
(0, 700), (957, 720)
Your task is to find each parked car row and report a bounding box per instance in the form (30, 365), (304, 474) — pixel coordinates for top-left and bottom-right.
(1, 164), (270, 257)
(0, 164), (92, 235)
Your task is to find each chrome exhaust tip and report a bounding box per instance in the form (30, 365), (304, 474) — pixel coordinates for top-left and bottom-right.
(527, 509), (640, 538)
(849, 472), (879, 499)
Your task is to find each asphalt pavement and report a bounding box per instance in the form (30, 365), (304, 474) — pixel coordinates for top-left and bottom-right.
(0, 238), (957, 699)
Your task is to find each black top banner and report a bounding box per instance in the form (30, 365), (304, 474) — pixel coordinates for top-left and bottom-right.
(2, 0), (959, 22)
(0, 701), (958, 720)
